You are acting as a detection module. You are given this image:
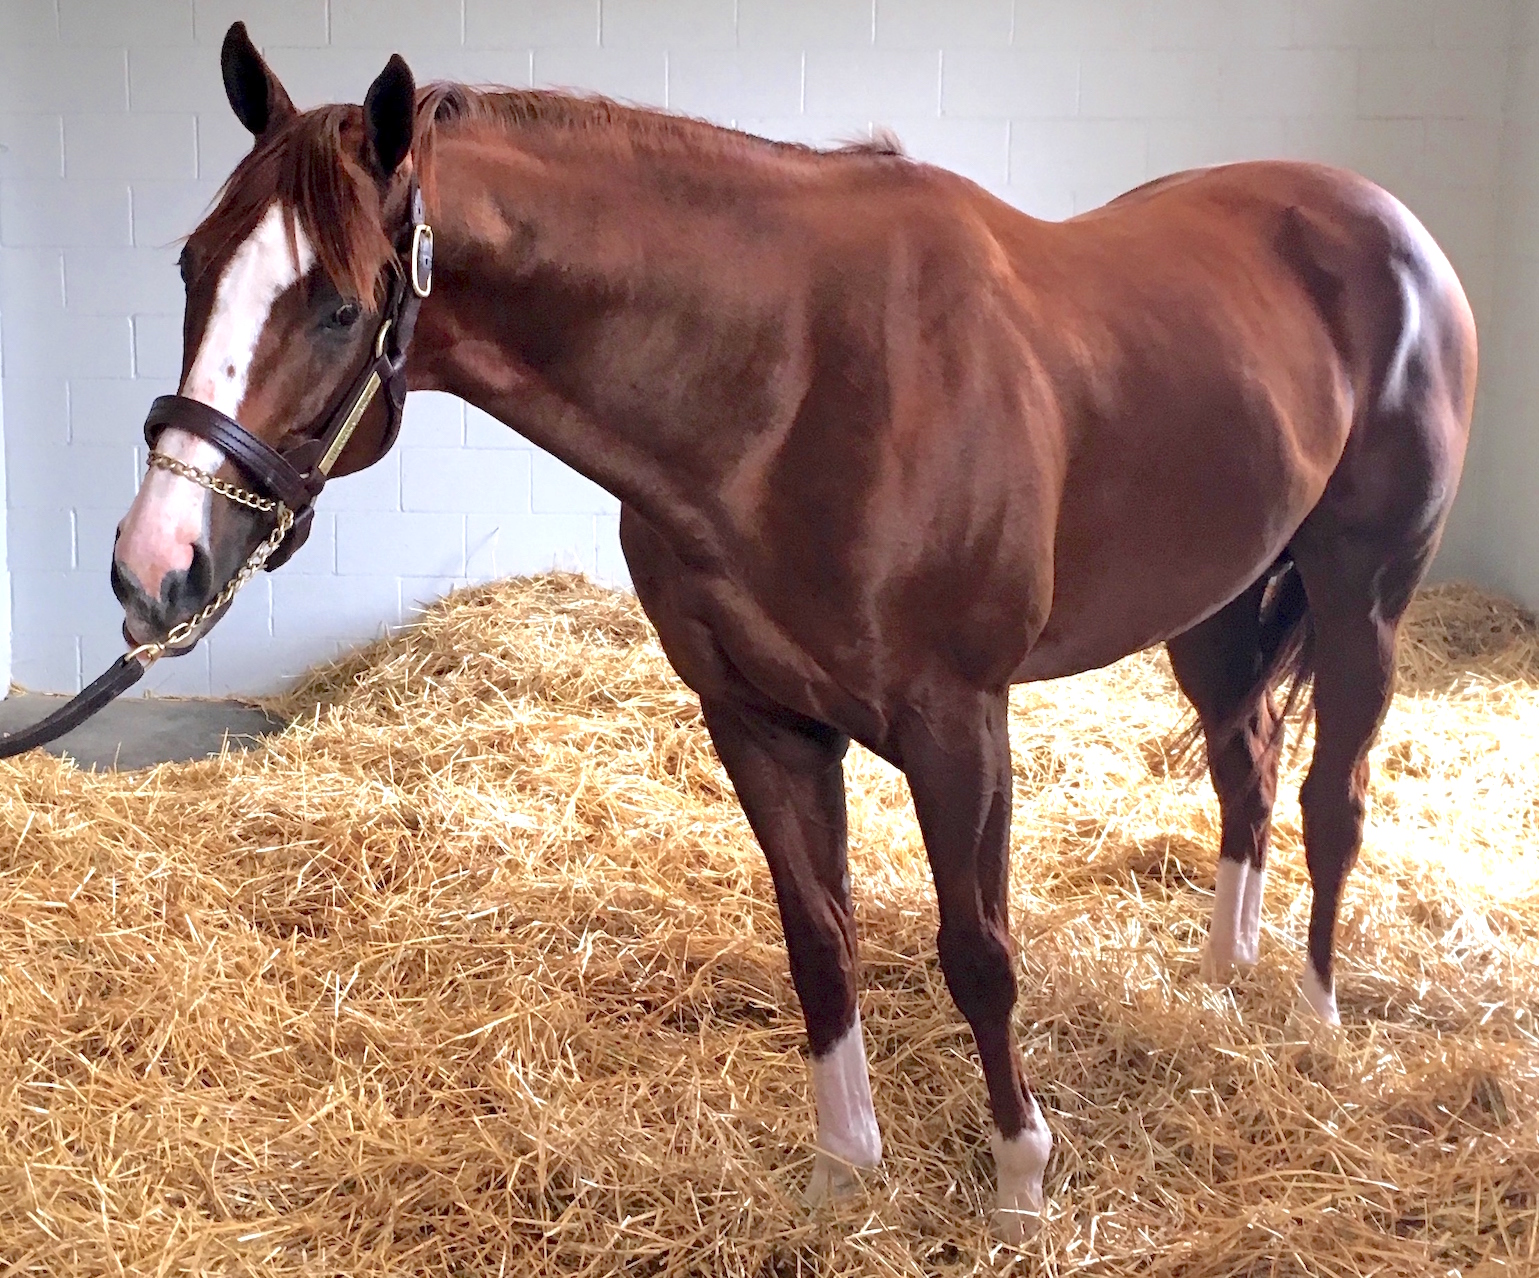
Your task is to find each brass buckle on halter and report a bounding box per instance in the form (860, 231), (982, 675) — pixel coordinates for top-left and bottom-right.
(410, 223), (433, 298)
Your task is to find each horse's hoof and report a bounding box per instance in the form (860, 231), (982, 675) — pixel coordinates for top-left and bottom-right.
(1199, 947), (1234, 985)
(990, 1124), (1051, 1244)
(1296, 964), (1342, 1030)
(803, 1151), (863, 1207)
(991, 1206), (1043, 1244)
(1201, 934), (1260, 985)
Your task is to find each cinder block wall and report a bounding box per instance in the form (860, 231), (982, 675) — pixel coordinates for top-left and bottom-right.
(0, 0), (1521, 694)
(1464, 1), (1539, 602)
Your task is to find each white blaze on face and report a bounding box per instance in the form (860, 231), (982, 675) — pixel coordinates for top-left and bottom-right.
(116, 202), (314, 606)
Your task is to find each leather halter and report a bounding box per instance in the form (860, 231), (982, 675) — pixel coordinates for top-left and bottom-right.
(143, 181), (434, 570)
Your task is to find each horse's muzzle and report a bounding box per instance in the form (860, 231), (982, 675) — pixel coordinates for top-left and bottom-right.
(111, 543), (213, 647)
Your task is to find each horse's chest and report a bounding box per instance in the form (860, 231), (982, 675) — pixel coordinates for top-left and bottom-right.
(620, 511), (893, 743)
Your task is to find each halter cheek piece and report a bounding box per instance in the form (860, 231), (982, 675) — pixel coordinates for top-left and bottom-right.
(143, 181), (434, 573)
(0, 183), (434, 760)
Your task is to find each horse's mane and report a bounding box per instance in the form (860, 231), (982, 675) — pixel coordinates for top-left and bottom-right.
(197, 84), (906, 306)
(416, 82), (905, 162)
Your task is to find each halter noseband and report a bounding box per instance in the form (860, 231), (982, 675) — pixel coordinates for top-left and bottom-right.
(142, 181), (434, 574)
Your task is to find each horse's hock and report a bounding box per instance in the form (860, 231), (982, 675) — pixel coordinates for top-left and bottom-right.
(0, 573), (1532, 1276)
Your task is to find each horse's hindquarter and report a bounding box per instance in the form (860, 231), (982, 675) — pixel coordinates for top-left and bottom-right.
(1009, 165), (1402, 681)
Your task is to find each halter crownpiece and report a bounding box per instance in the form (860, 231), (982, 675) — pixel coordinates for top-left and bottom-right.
(0, 179), (434, 761)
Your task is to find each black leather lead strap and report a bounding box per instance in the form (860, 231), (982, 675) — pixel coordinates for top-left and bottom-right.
(0, 655), (147, 761)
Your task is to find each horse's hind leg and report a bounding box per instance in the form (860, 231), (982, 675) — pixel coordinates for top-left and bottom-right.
(1166, 575), (1285, 982)
(699, 696), (882, 1202)
(1288, 532), (1431, 1025)
(897, 690), (1052, 1242)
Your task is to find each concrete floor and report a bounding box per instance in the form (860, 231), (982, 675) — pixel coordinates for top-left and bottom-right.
(0, 694), (285, 770)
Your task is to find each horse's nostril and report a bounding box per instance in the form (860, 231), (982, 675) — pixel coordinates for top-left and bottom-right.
(187, 541), (213, 599)
(110, 558), (137, 610)
(166, 542), (213, 613)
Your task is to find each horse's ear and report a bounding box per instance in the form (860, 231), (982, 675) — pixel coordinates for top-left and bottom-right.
(364, 54), (416, 179)
(221, 21), (295, 138)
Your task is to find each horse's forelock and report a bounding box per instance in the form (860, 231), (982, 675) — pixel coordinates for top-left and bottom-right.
(199, 105), (395, 309)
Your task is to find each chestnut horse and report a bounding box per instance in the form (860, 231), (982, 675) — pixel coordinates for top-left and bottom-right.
(112, 26), (1475, 1241)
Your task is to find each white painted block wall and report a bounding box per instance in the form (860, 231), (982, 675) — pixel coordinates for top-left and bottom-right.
(0, 0), (1522, 694)
(1463, 0), (1539, 601)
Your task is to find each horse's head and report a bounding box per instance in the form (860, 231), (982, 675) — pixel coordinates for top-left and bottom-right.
(113, 23), (423, 648)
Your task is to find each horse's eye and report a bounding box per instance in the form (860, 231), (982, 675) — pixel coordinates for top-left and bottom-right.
(328, 302), (362, 330)
(177, 252), (191, 286)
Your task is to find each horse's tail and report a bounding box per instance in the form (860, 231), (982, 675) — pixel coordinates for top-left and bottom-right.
(1169, 555), (1315, 775)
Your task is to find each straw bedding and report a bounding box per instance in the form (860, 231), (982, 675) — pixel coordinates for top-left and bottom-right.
(0, 574), (1534, 1276)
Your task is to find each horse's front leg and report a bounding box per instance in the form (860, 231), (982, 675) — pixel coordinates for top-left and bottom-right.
(700, 695), (882, 1203)
(897, 689), (1053, 1242)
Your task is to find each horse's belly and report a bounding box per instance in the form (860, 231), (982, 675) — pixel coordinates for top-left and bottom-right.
(1011, 437), (1335, 682)
(1011, 545), (1282, 682)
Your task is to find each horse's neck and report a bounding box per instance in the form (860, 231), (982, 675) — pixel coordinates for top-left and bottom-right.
(411, 130), (793, 563)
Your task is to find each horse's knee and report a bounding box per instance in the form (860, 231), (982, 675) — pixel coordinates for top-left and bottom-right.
(937, 923), (1017, 1028)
